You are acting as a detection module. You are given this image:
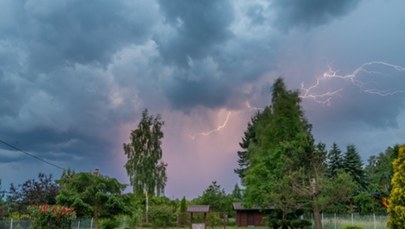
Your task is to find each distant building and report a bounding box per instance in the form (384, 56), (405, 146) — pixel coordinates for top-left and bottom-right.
(233, 203), (272, 227)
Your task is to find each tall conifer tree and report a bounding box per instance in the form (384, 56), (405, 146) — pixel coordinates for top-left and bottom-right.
(327, 143), (344, 178)
(343, 144), (367, 191)
(235, 112), (261, 182)
(244, 78), (321, 228)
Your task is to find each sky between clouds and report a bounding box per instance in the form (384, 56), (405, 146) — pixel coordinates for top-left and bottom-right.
(1, 0), (405, 198)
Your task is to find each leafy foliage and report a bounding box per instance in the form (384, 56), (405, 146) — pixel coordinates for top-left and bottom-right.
(124, 109), (167, 197)
(388, 144), (405, 228)
(148, 204), (176, 228)
(243, 78), (318, 227)
(6, 173), (60, 214)
(56, 172), (128, 228)
(28, 204), (76, 229)
(319, 172), (357, 213)
(196, 181), (233, 215)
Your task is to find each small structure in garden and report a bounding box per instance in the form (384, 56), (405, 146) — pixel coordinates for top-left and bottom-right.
(187, 205), (209, 229)
(233, 202), (271, 227)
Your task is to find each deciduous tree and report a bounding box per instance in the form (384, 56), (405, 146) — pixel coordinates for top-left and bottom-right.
(123, 109), (167, 223)
(388, 144), (405, 228)
(6, 173), (60, 213)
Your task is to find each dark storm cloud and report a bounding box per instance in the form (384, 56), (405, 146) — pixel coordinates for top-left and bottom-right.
(0, 0), (158, 72)
(156, 0), (234, 66)
(0, 0), (157, 172)
(164, 65), (230, 110)
(271, 0), (361, 30)
(329, 69), (405, 128)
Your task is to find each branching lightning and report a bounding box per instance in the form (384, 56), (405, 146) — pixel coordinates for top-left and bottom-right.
(188, 111), (232, 140)
(300, 61), (405, 105)
(188, 101), (265, 140)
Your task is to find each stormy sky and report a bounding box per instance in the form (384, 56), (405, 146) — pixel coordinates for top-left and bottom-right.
(1, 0), (405, 198)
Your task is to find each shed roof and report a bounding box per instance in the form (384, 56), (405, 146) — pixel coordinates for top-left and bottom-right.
(187, 205), (209, 213)
(233, 202), (261, 210)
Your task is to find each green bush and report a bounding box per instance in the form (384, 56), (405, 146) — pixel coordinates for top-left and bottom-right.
(148, 205), (176, 228)
(100, 218), (120, 229)
(290, 219), (312, 228)
(342, 226), (364, 229)
(207, 213), (223, 227)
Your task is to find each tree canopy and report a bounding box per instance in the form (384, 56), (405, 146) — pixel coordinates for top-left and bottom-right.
(124, 109), (167, 196)
(388, 144), (405, 228)
(6, 173), (59, 214)
(243, 78), (318, 228)
(56, 171), (128, 229)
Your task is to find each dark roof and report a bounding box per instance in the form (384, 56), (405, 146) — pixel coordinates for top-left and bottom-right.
(233, 202), (272, 210)
(187, 205), (209, 213)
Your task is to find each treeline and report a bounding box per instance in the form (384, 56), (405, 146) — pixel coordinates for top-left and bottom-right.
(0, 172), (241, 228)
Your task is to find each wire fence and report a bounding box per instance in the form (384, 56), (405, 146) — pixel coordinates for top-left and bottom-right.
(0, 214), (389, 229)
(308, 213), (388, 229)
(0, 218), (94, 229)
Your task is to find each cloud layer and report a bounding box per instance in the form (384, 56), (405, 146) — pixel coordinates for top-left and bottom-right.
(1, 0), (405, 198)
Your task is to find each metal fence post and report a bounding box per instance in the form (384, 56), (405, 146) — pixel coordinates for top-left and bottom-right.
(373, 213), (376, 229)
(334, 213), (337, 229)
(321, 213), (324, 228)
(90, 218), (93, 229)
(10, 218), (13, 229)
(351, 213), (354, 225)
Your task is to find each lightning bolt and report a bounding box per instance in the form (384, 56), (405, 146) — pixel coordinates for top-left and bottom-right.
(188, 111), (232, 140)
(300, 61), (405, 104)
(188, 101), (265, 140)
(245, 101), (264, 110)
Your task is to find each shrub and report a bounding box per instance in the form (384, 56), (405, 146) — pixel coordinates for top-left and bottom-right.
(29, 204), (76, 229)
(290, 219), (312, 228)
(148, 205), (176, 228)
(100, 218), (120, 229)
(342, 226), (364, 229)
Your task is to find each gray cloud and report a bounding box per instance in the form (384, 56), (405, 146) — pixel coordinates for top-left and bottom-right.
(0, 0), (158, 72)
(271, 0), (361, 30)
(156, 0), (234, 67)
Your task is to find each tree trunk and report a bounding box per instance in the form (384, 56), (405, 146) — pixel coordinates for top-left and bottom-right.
(281, 211), (288, 229)
(312, 196), (322, 229)
(94, 205), (99, 229)
(145, 189), (149, 224)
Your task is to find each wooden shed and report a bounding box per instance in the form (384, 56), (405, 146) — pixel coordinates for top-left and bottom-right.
(233, 203), (270, 227)
(187, 205), (210, 229)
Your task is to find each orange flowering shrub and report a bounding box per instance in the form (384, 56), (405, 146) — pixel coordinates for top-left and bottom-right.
(29, 204), (76, 229)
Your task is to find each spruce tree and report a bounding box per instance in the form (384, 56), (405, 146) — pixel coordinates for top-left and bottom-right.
(388, 144), (405, 228)
(232, 183), (242, 200)
(327, 143), (344, 178)
(235, 112), (261, 182)
(343, 144), (367, 191)
(244, 78), (320, 228)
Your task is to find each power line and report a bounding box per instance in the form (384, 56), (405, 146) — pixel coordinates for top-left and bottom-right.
(0, 139), (64, 170)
